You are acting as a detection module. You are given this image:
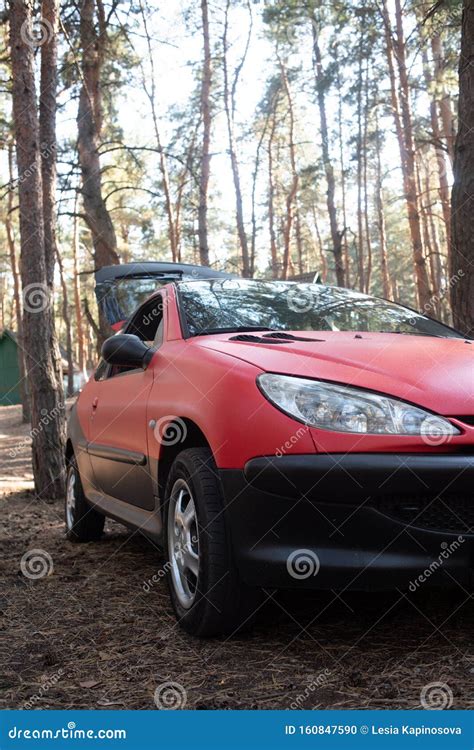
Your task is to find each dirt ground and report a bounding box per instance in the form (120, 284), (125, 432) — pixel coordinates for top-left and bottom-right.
(0, 403), (473, 710)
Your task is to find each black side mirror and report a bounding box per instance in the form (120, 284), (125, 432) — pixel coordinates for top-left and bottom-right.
(101, 334), (154, 369)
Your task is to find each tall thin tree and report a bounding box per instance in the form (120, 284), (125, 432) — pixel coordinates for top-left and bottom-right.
(451, 0), (474, 336)
(198, 0), (212, 266)
(10, 0), (65, 498)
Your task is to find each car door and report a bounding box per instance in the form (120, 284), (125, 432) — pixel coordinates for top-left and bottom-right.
(87, 294), (165, 510)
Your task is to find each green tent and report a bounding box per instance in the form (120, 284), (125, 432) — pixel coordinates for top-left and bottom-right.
(0, 330), (21, 406)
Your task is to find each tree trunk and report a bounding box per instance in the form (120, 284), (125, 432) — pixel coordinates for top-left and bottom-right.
(451, 0), (474, 336)
(375, 112), (392, 300)
(279, 58), (298, 280)
(311, 205), (328, 281)
(77, 0), (119, 344)
(250, 113), (270, 278)
(268, 105), (279, 279)
(7, 144), (30, 422)
(431, 34), (456, 165)
(77, 0), (118, 339)
(418, 155), (442, 317)
(335, 52), (350, 286)
(422, 50), (452, 257)
(381, 0), (431, 309)
(56, 249), (74, 396)
(72, 201), (87, 379)
(40, 0), (65, 410)
(362, 64), (372, 294)
(417, 153), (437, 315)
(39, 0), (59, 289)
(10, 0), (65, 499)
(198, 0), (212, 267)
(356, 53), (365, 292)
(311, 14), (345, 286)
(223, 0), (251, 277)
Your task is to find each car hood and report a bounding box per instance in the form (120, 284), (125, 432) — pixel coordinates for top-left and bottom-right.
(198, 331), (473, 416)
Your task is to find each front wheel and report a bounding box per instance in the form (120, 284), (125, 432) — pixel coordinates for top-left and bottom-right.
(164, 448), (260, 637)
(65, 455), (105, 542)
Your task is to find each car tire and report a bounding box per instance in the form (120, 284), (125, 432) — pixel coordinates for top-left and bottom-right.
(164, 447), (261, 637)
(65, 455), (105, 543)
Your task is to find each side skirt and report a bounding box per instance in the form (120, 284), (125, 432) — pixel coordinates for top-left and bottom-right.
(86, 487), (163, 544)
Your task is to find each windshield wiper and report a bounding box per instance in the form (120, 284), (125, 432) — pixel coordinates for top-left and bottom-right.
(194, 326), (280, 336)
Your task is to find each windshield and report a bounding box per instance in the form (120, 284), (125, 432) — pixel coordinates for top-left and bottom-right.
(178, 280), (463, 338)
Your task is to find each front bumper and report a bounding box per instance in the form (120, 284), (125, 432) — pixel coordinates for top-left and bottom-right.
(219, 454), (474, 591)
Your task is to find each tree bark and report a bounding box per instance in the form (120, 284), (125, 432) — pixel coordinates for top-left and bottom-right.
(267, 104), (279, 279)
(77, 0), (118, 269)
(223, 0), (251, 277)
(56, 248), (74, 396)
(356, 53), (365, 292)
(381, 0), (431, 309)
(362, 63), (372, 293)
(335, 51), (349, 285)
(279, 58), (298, 280)
(451, 0), (474, 336)
(7, 143), (30, 422)
(375, 111), (392, 300)
(72, 200), (87, 378)
(40, 0), (65, 410)
(39, 0), (58, 289)
(198, 0), (211, 266)
(431, 34), (456, 165)
(250, 112), (270, 278)
(422, 49), (452, 258)
(77, 0), (119, 343)
(310, 14), (345, 286)
(10, 0), (65, 499)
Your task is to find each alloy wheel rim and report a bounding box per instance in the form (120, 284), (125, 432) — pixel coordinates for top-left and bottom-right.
(168, 478), (200, 609)
(66, 469), (76, 530)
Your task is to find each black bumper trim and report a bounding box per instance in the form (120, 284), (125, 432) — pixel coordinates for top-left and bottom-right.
(244, 453), (474, 500)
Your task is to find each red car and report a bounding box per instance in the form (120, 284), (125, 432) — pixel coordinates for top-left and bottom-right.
(66, 262), (474, 637)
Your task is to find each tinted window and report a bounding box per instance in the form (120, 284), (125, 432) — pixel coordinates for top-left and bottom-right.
(178, 280), (463, 338)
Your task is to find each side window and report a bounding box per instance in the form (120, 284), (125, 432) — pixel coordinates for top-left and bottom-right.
(108, 293), (165, 378)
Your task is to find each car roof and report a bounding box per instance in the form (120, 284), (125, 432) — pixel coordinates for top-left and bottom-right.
(95, 261), (235, 284)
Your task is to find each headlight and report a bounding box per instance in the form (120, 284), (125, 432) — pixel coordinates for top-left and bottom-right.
(257, 374), (460, 436)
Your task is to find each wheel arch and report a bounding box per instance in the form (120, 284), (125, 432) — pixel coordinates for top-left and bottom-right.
(156, 417), (213, 504)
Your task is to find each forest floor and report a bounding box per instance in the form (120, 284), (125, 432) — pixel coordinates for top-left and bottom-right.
(1, 403), (473, 711)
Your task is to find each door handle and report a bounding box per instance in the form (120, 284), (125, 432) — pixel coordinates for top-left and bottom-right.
(92, 397), (99, 410)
